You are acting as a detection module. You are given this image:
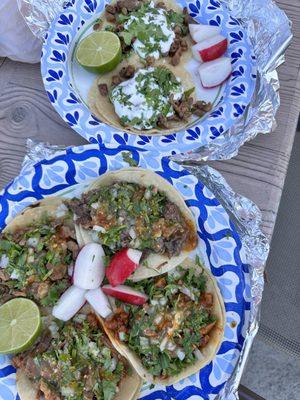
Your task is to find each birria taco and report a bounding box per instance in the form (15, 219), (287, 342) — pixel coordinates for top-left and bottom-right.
(87, 0), (212, 134)
(0, 197), (79, 308)
(13, 310), (142, 400)
(101, 257), (225, 384)
(67, 168), (198, 280)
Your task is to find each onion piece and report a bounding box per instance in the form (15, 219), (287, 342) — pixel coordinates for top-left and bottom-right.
(52, 285), (86, 321)
(73, 243), (105, 290)
(85, 288), (112, 318)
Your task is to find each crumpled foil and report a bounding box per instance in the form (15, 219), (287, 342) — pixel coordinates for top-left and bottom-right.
(18, 0), (292, 162)
(22, 139), (270, 399)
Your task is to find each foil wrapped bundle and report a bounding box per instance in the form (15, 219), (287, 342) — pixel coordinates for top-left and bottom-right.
(21, 139), (270, 399)
(18, 0), (292, 161)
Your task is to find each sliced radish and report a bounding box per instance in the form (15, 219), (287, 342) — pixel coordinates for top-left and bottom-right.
(52, 285), (86, 321)
(85, 288), (112, 318)
(198, 57), (232, 88)
(73, 243), (105, 290)
(192, 34), (227, 62)
(106, 248), (142, 287)
(189, 24), (221, 43)
(102, 284), (148, 305)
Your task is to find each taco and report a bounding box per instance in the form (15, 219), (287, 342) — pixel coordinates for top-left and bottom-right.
(66, 168), (198, 280)
(0, 197), (80, 308)
(87, 0), (212, 134)
(12, 310), (142, 400)
(101, 257), (225, 384)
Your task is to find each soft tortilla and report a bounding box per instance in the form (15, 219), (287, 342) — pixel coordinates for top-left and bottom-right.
(100, 257), (226, 385)
(77, 167), (198, 281)
(87, 0), (196, 135)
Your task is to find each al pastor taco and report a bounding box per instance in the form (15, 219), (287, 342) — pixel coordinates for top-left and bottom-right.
(66, 168), (198, 280)
(13, 311), (142, 400)
(0, 198), (79, 308)
(101, 257), (225, 384)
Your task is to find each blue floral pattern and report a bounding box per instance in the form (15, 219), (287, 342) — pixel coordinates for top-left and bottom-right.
(41, 0), (256, 156)
(0, 144), (251, 400)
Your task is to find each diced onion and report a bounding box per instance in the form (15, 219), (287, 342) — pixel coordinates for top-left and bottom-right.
(140, 337), (150, 348)
(159, 335), (169, 352)
(0, 254), (9, 269)
(119, 332), (126, 341)
(176, 349), (186, 361)
(27, 237), (39, 248)
(93, 225), (106, 233)
(194, 348), (204, 361)
(167, 341), (176, 351)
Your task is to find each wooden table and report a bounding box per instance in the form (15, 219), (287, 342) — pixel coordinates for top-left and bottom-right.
(0, 0), (299, 240)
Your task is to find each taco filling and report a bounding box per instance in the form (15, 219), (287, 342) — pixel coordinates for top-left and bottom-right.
(67, 181), (197, 257)
(13, 313), (128, 400)
(103, 1), (189, 64)
(0, 213), (77, 307)
(105, 262), (218, 378)
(110, 67), (184, 129)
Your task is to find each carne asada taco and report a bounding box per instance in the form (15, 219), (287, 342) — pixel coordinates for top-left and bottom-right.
(87, 0), (212, 134)
(67, 168), (198, 280)
(13, 311), (142, 400)
(0, 198), (79, 308)
(101, 257), (225, 384)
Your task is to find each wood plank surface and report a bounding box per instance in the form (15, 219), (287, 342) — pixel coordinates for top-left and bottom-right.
(0, 0), (299, 240)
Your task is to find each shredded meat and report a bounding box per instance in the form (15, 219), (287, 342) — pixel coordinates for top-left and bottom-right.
(39, 381), (61, 400)
(200, 292), (213, 308)
(199, 334), (210, 347)
(200, 321), (216, 335)
(87, 313), (99, 330)
(47, 263), (67, 281)
(29, 281), (50, 299)
(0, 270), (9, 281)
(12, 355), (40, 380)
(35, 329), (53, 354)
(67, 195), (93, 227)
(163, 202), (182, 222)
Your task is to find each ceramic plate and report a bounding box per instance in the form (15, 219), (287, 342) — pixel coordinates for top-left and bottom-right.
(41, 0), (256, 156)
(0, 144), (251, 399)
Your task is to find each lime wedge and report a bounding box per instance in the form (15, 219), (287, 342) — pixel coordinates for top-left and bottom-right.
(0, 298), (41, 354)
(76, 31), (122, 73)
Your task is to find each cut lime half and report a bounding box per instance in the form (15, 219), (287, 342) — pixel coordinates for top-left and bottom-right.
(0, 298), (41, 354)
(76, 31), (122, 73)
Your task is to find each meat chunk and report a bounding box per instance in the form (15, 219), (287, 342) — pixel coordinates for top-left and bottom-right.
(12, 355), (40, 379)
(119, 65), (135, 79)
(39, 381), (61, 400)
(47, 264), (67, 281)
(106, 307), (129, 334)
(164, 202), (182, 222)
(98, 83), (108, 96)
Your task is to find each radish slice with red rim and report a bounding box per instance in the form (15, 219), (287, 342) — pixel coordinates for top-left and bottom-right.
(105, 248), (142, 287)
(198, 57), (232, 88)
(192, 34), (228, 62)
(102, 284), (148, 305)
(189, 24), (221, 43)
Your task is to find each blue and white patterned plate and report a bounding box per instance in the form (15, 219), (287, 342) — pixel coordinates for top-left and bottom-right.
(41, 0), (256, 156)
(0, 144), (250, 400)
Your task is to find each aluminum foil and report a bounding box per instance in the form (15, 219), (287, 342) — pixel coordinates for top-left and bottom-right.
(18, 0), (292, 162)
(21, 139), (270, 399)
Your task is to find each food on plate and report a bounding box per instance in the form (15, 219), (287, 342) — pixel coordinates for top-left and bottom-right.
(192, 34), (228, 63)
(86, 0), (222, 133)
(89, 62), (213, 133)
(11, 312), (142, 400)
(106, 248), (142, 286)
(101, 0), (190, 62)
(0, 298), (41, 355)
(0, 198), (79, 308)
(67, 168), (198, 280)
(188, 23), (221, 43)
(73, 242), (106, 289)
(198, 57), (232, 88)
(101, 257), (225, 384)
(76, 31), (122, 73)
(52, 285), (87, 321)
(102, 284), (148, 305)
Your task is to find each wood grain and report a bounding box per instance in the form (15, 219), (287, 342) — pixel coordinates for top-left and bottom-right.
(0, 0), (299, 240)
